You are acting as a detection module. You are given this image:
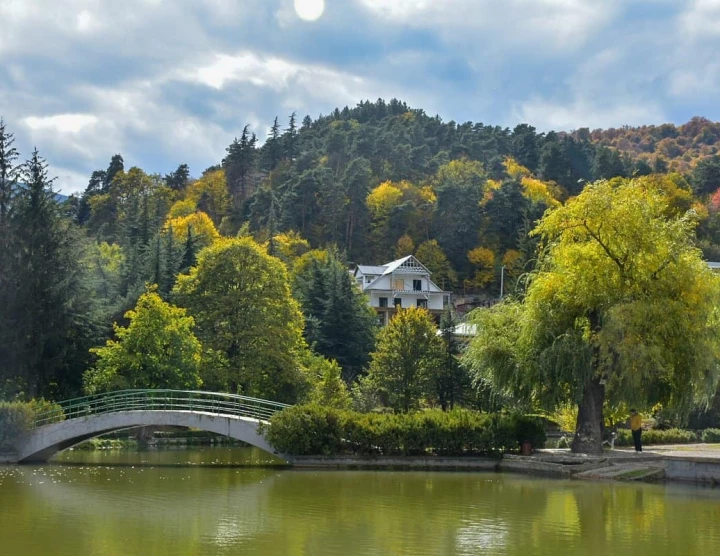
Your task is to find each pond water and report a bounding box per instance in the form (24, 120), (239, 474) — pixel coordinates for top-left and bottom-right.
(1, 447), (719, 555)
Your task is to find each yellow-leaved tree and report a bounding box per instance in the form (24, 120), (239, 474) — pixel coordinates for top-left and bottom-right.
(465, 177), (720, 453)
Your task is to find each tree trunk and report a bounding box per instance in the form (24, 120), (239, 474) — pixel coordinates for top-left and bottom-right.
(571, 377), (605, 454)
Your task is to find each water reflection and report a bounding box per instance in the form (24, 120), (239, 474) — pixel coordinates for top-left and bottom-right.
(1, 449), (720, 556)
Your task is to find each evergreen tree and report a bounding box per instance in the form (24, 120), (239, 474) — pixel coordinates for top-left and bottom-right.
(180, 225), (197, 272)
(0, 119), (20, 396)
(104, 154), (124, 191)
(435, 309), (469, 410)
(224, 125), (257, 208)
(0, 119), (19, 228)
(294, 251), (377, 382)
(12, 149), (97, 398)
(165, 163), (190, 191)
(263, 117), (282, 171)
(285, 112), (297, 163)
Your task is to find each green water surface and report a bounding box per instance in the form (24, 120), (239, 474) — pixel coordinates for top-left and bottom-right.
(1, 447), (719, 555)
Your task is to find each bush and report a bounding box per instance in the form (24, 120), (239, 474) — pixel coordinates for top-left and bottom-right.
(615, 428), (697, 446)
(266, 405), (542, 456)
(511, 415), (547, 448)
(0, 402), (35, 452)
(701, 428), (720, 443)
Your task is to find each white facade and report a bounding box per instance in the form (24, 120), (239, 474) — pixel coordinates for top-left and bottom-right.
(353, 255), (450, 326)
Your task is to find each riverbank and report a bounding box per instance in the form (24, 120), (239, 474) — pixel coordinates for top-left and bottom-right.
(291, 445), (720, 485)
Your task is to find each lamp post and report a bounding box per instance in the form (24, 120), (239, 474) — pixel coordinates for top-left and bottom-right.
(500, 265), (505, 299)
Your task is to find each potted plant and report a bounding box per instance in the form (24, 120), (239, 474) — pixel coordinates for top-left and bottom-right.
(513, 415), (547, 456)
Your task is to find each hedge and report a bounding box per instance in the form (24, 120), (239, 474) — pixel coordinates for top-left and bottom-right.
(0, 400), (65, 453)
(615, 428), (698, 446)
(0, 402), (35, 452)
(265, 405), (546, 457)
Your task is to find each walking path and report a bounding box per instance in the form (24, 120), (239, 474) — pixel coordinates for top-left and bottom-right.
(523, 444), (720, 483)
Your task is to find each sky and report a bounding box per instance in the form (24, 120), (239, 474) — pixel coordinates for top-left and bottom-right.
(1, 0), (719, 194)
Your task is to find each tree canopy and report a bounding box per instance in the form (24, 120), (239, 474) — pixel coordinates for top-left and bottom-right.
(84, 289), (202, 393)
(465, 176), (720, 452)
(173, 237), (311, 402)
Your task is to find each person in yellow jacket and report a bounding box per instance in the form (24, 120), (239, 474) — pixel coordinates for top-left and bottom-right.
(629, 409), (642, 453)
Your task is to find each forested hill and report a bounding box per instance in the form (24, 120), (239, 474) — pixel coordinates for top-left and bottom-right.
(3, 100), (720, 401)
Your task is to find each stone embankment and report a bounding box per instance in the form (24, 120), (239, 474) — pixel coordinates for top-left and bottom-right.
(292, 446), (720, 485)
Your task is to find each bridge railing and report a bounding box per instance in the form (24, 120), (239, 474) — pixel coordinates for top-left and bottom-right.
(31, 389), (291, 429)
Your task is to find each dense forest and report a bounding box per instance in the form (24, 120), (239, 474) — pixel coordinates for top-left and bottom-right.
(2, 99), (720, 410)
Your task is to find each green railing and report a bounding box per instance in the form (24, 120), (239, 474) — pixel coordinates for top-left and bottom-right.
(31, 389), (291, 429)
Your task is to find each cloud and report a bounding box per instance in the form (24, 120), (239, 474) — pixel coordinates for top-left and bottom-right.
(0, 0), (717, 196)
(516, 97), (666, 132)
(24, 114), (98, 134)
(356, 0), (621, 50)
(681, 0), (720, 37)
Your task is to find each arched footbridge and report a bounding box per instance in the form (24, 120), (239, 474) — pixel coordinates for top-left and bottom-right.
(12, 389), (291, 463)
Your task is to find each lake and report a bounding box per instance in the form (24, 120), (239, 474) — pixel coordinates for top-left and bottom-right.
(1, 447), (719, 555)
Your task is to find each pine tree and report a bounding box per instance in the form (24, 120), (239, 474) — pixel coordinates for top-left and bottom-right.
(435, 309), (468, 410)
(162, 224), (180, 296)
(12, 149), (97, 398)
(0, 118), (19, 228)
(224, 125), (257, 209)
(0, 119), (20, 396)
(181, 225), (197, 272)
(104, 154), (124, 191)
(285, 112), (297, 163)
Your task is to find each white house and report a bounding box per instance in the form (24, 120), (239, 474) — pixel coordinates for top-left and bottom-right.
(353, 255), (450, 326)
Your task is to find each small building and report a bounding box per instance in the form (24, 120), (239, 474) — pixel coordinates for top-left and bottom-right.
(353, 255), (450, 326)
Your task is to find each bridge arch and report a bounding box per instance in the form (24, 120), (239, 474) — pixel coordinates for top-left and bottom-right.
(17, 410), (286, 463)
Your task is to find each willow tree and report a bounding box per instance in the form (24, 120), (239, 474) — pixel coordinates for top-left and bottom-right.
(465, 177), (720, 453)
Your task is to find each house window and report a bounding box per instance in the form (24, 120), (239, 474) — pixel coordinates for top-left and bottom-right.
(393, 278), (404, 291)
(379, 297), (388, 308)
(413, 279), (422, 291)
(365, 276), (373, 284)
(394, 298), (402, 308)
(417, 299), (428, 309)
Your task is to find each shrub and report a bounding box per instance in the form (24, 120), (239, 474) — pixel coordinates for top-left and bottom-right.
(27, 399), (64, 425)
(264, 404), (343, 455)
(0, 402), (35, 452)
(615, 428), (697, 446)
(701, 428), (720, 443)
(510, 415), (547, 449)
(266, 405), (543, 457)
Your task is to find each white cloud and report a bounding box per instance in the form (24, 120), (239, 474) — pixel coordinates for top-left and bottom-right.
(515, 97), (666, 132)
(24, 114), (98, 134)
(180, 51), (407, 109)
(356, 0), (620, 49)
(681, 0), (720, 37)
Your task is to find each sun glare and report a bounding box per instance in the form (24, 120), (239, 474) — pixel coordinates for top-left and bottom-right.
(294, 0), (325, 22)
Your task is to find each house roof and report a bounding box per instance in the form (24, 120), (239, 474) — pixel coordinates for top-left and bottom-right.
(381, 255), (429, 275)
(356, 265), (388, 276)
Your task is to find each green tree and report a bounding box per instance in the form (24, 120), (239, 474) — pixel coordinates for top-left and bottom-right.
(292, 250), (377, 381)
(435, 309), (469, 410)
(306, 354), (351, 409)
(11, 149), (99, 398)
(692, 155), (720, 196)
(465, 177), (720, 453)
(367, 307), (443, 412)
(84, 289), (202, 393)
(174, 237), (310, 402)
(431, 159), (487, 277)
(415, 239), (456, 289)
